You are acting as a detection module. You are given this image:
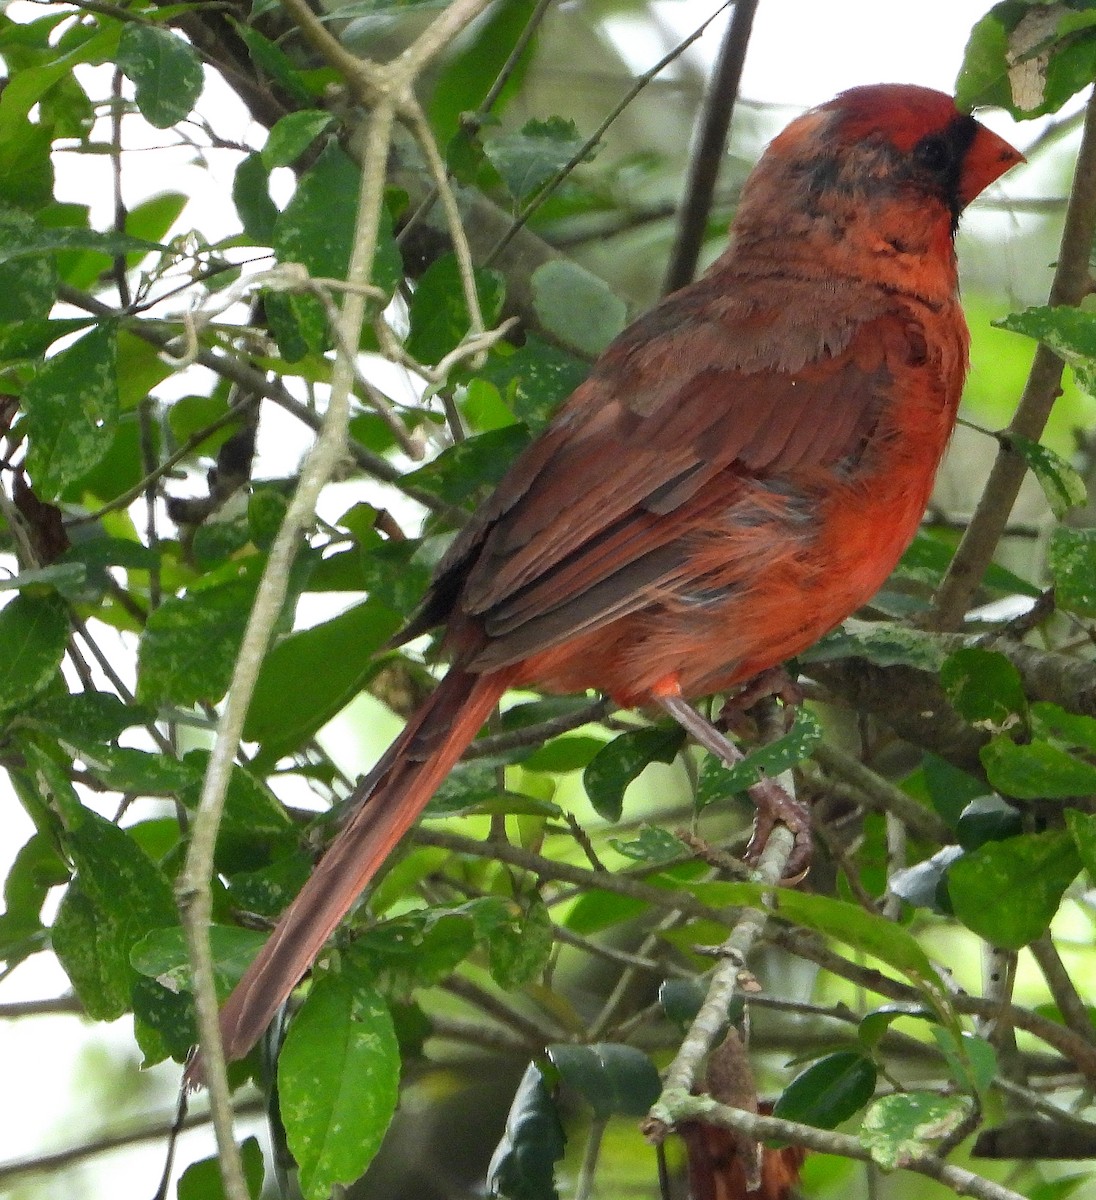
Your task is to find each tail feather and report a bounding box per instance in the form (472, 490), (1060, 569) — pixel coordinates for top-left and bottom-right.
(187, 666), (513, 1082)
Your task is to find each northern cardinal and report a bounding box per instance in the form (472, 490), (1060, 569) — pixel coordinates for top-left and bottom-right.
(192, 84), (1021, 1076)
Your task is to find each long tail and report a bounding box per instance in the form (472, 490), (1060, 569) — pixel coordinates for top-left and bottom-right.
(187, 666), (514, 1082)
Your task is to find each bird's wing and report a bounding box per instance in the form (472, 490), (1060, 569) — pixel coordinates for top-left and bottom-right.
(415, 283), (930, 666)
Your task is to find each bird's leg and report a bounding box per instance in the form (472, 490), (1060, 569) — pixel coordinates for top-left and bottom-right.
(655, 692), (811, 878)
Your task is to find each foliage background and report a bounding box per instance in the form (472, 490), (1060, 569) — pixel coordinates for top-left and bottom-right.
(4, 2), (1096, 1199)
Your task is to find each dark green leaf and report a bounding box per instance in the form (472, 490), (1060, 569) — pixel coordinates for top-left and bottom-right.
(695, 707), (822, 808)
(947, 830), (1080, 948)
(482, 336), (588, 430)
(485, 117), (588, 203)
(404, 424), (530, 505)
(773, 1050), (877, 1129)
(349, 909), (476, 995)
(262, 109), (335, 169)
(488, 894), (553, 989)
(583, 726), (684, 821)
(279, 972), (400, 1200)
(0, 593), (68, 712)
(921, 753), (989, 828)
(982, 735), (1096, 799)
(1032, 701), (1096, 753)
(132, 974), (196, 1064)
(227, 852), (312, 918)
(1049, 526), (1096, 617)
(52, 808), (177, 1019)
(0, 832), (65, 965)
(857, 1005), (935, 1050)
(521, 734), (605, 773)
(861, 1093), (971, 1170)
(1005, 433), (1086, 518)
(547, 1043), (660, 1119)
(1066, 808), (1096, 891)
(23, 323), (118, 499)
(177, 1137), (264, 1200)
(940, 647), (1026, 732)
(531, 260), (626, 357)
(406, 252), (505, 364)
(247, 487), (288, 551)
(244, 600), (401, 760)
(233, 152), (279, 244)
(486, 1061), (565, 1200)
(955, 9), (1017, 113)
(230, 19), (315, 105)
(888, 846), (963, 913)
(658, 978), (707, 1027)
(137, 574), (257, 707)
(116, 25), (204, 128)
(956, 796), (1023, 850)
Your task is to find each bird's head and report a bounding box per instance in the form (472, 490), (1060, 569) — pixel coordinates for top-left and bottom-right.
(730, 83), (1023, 294)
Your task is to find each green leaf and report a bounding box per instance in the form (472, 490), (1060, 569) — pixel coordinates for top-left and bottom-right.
(0, 593), (68, 712)
(244, 600), (401, 761)
(1066, 808), (1096, 881)
(274, 139), (401, 298)
(137, 575), (257, 707)
(0, 210), (53, 324)
(262, 109), (335, 169)
(803, 620), (948, 671)
(1049, 526), (1096, 617)
(583, 726), (684, 821)
(999, 306), (1096, 396)
(956, 796), (1023, 851)
(230, 19), (315, 105)
(932, 1028), (997, 1096)
(131, 925), (268, 998)
(547, 1043), (660, 1119)
(426, 0), (541, 145)
(177, 1137), (264, 1200)
(51, 808), (177, 1020)
(1005, 432), (1086, 518)
(485, 117), (588, 203)
(946, 830), (1080, 948)
(486, 1061), (566, 1200)
(132, 974), (196, 1065)
(233, 152), (279, 245)
(488, 894), (553, 989)
(861, 1092), (971, 1170)
(531, 260), (627, 357)
(982, 735), (1096, 799)
(279, 973), (400, 1200)
(116, 25), (204, 129)
(23, 323), (118, 499)
(482, 336), (588, 430)
(695, 708), (822, 808)
(0, 832), (65, 965)
(772, 1050), (877, 1129)
(955, 9), (1015, 113)
(710, 884), (947, 1001)
(406, 252), (505, 364)
(609, 825), (688, 863)
(348, 909), (475, 995)
(940, 647), (1026, 733)
(1031, 701), (1096, 753)
(404, 424), (531, 505)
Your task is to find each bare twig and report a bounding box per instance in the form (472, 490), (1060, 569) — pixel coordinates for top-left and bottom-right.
(662, 0), (759, 292)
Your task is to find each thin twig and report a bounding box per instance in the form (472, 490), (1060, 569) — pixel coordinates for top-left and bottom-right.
(647, 1093), (1028, 1200)
(662, 0), (759, 292)
(487, 0), (736, 264)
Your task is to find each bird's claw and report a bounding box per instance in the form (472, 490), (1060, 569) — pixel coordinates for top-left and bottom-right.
(744, 778), (811, 882)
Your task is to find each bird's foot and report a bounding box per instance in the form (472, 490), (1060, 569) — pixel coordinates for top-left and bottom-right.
(654, 689), (811, 881)
(743, 775), (812, 881)
(719, 667), (803, 738)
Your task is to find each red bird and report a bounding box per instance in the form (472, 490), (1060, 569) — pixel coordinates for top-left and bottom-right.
(198, 84), (1022, 1072)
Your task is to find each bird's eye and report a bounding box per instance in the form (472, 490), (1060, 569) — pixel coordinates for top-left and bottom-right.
(913, 133), (952, 175)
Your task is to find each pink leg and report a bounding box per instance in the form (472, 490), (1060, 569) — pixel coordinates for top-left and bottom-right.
(655, 692), (811, 877)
